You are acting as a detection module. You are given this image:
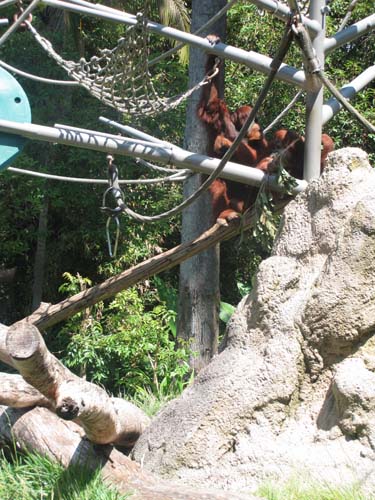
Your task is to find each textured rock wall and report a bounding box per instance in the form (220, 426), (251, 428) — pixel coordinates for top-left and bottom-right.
(133, 149), (375, 494)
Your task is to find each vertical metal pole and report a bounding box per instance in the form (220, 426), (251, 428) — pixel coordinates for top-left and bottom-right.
(303, 0), (326, 180)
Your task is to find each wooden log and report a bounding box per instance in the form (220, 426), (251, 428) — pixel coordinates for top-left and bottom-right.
(0, 323), (13, 367)
(0, 373), (52, 409)
(26, 200), (289, 330)
(0, 405), (257, 500)
(5, 321), (150, 446)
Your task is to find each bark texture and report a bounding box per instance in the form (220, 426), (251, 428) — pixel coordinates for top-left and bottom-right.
(3, 321), (150, 447)
(177, 0), (226, 371)
(133, 148), (375, 495)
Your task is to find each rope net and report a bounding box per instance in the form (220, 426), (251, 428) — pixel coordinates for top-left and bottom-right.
(27, 13), (210, 117)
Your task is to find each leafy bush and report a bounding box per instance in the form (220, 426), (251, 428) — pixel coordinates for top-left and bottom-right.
(52, 273), (191, 398)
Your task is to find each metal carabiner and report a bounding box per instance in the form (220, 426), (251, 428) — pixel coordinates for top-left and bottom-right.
(106, 215), (120, 258)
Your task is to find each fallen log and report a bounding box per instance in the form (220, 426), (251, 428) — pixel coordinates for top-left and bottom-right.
(0, 320), (260, 499)
(4, 320), (149, 447)
(0, 373), (52, 409)
(0, 323), (13, 367)
(0, 405), (259, 500)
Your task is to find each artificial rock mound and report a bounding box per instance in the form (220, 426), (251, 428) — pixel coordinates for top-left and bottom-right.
(133, 148), (375, 494)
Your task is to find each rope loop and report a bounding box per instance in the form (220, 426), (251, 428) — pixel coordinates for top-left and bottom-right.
(100, 155), (126, 215)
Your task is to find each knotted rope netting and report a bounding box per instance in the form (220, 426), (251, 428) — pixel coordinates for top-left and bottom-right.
(26, 12), (215, 117)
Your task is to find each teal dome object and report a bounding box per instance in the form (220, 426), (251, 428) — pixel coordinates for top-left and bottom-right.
(0, 66), (31, 171)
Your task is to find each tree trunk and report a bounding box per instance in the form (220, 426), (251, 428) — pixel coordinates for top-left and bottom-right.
(177, 0), (227, 371)
(0, 267), (16, 325)
(32, 192), (49, 312)
(133, 149), (375, 495)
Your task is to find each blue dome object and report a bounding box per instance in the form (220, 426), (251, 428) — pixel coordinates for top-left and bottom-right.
(0, 66), (31, 171)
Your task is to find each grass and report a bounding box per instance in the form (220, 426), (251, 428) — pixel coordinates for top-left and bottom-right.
(0, 448), (131, 500)
(127, 386), (183, 417)
(1, 446), (372, 500)
(257, 475), (371, 500)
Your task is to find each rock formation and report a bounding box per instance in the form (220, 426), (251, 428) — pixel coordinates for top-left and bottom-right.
(133, 148), (375, 495)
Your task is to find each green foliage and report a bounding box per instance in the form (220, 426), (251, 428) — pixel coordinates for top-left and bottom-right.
(153, 275), (178, 336)
(0, 448), (129, 500)
(219, 301), (236, 324)
(52, 273), (191, 398)
(0, 5), (186, 322)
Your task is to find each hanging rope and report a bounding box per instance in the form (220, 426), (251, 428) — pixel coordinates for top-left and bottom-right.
(292, 22), (375, 134)
(263, 89), (303, 134)
(98, 23), (294, 224)
(7, 166), (191, 184)
(101, 155), (124, 257)
(339, 0), (362, 31)
(148, 0), (239, 66)
(0, 59), (79, 86)
(318, 71), (375, 134)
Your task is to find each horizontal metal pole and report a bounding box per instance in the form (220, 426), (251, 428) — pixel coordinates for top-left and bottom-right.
(0, 0), (18, 7)
(98, 116), (182, 150)
(40, 0), (307, 89)
(0, 118), (307, 194)
(0, 19), (9, 26)
(55, 0), (321, 35)
(325, 14), (375, 54)
(322, 65), (375, 124)
(249, 0), (320, 34)
(65, 0), (137, 19)
(54, 123), (167, 148)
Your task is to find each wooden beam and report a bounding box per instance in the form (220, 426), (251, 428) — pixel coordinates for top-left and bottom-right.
(26, 200), (289, 330)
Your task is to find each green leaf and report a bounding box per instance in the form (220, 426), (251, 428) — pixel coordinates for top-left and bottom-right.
(220, 301), (236, 324)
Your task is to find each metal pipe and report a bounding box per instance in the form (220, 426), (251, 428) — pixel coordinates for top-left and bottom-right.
(0, 19), (9, 26)
(250, 0), (320, 34)
(322, 65), (375, 125)
(40, 0), (307, 89)
(303, 0), (325, 181)
(0, 59), (79, 85)
(0, 0), (17, 7)
(0, 118), (307, 194)
(99, 116), (182, 150)
(325, 14), (375, 54)
(0, 0), (40, 47)
(65, 0), (135, 16)
(53, 123), (168, 149)
(69, 0), (319, 34)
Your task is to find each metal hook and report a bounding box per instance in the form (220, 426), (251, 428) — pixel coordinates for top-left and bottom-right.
(106, 215), (120, 258)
